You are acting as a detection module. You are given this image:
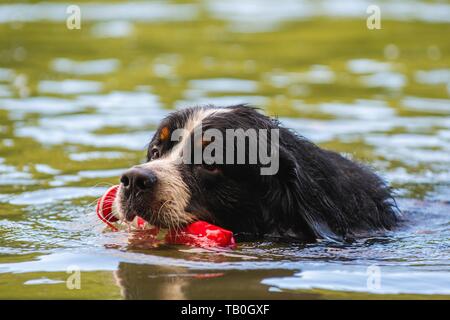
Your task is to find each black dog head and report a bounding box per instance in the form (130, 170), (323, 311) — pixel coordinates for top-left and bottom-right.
(115, 105), (398, 242)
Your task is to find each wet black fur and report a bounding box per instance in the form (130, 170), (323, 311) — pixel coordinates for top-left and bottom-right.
(144, 105), (399, 243)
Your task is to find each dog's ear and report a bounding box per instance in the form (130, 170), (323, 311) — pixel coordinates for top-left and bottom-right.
(263, 138), (350, 242)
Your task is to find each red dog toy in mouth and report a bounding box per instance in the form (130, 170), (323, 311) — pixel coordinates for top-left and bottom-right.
(96, 185), (236, 248)
(96, 185), (120, 229)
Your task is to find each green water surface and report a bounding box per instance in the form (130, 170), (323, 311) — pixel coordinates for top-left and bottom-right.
(0, 0), (449, 299)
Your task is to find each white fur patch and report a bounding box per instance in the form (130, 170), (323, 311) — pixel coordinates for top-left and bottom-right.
(140, 159), (191, 228)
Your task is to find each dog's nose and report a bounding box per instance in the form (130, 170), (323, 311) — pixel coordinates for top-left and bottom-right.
(120, 167), (157, 192)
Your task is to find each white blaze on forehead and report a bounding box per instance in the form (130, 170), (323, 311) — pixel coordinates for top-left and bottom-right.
(166, 107), (230, 162)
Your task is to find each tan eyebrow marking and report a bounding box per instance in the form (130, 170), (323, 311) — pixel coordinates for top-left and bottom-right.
(160, 126), (170, 141)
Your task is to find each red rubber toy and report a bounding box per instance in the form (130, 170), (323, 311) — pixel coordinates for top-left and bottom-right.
(96, 185), (120, 231)
(96, 185), (236, 248)
(166, 221), (236, 248)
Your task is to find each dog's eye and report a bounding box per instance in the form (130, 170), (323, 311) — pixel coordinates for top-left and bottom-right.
(150, 147), (160, 160)
(202, 164), (221, 174)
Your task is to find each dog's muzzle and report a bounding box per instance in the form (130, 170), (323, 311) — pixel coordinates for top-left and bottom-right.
(120, 167), (157, 221)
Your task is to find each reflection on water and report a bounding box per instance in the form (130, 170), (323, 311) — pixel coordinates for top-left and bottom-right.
(0, 0), (449, 299)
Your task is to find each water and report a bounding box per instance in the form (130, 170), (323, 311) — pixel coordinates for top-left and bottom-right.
(0, 0), (449, 299)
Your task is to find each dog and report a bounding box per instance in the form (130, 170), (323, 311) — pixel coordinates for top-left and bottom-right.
(115, 104), (399, 243)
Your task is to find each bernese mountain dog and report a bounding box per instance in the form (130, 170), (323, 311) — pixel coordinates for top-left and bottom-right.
(115, 105), (399, 243)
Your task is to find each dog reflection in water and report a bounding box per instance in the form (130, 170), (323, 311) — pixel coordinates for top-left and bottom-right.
(113, 262), (225, 299)
(113, 261), (310, 299)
